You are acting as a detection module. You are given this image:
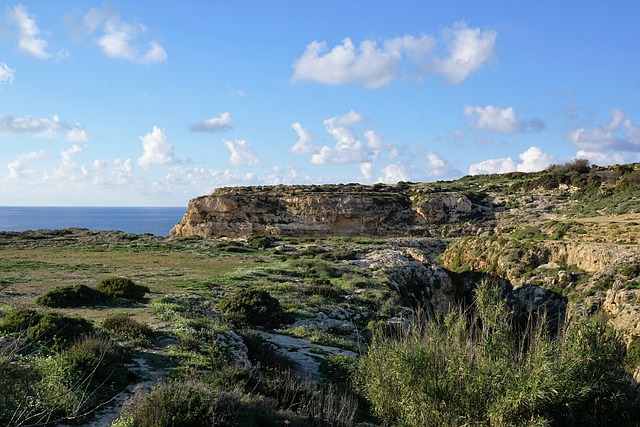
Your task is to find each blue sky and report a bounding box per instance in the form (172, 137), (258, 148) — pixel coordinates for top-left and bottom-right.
(1, 1), (638, 206)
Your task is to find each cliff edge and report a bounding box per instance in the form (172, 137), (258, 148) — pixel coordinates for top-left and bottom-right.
(171, 183), (496, 238)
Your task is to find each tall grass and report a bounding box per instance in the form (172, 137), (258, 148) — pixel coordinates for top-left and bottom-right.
(358, 281), (639, 427)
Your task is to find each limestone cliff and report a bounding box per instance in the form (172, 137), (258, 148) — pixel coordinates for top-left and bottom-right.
(171, 184), (495, 238)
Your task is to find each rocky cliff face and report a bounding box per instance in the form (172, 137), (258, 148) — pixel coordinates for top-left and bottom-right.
(171, 184), (495, 238)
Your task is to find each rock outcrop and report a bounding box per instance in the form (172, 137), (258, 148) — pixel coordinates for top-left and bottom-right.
(171, 184), (495, 238)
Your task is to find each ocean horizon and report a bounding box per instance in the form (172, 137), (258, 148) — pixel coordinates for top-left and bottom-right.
(0, 206), (186, 236)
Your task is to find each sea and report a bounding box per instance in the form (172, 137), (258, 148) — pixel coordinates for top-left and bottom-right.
(0, 206), (186, 236)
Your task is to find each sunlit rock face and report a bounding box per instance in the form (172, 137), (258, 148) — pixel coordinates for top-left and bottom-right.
(171, 184), (494, 238)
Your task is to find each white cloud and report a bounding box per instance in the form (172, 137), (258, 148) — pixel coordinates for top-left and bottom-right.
(428, 21), (497, 84)
(138, 126), (176, 168)
(567, 108), (639, 152)
(575, 150), (625, 166)
(263, 166), (300, 185)
(517, 146), (555, 172)
(359, 162), (374, 180)
(364, 130), (392, 150)
(468, 157), (518, 175)
(43, 144), (86, 181)
(224, 139), (260, 166)
(66, 126), (90, 142)
(0, 63), (15, 85)
(190, 112), (233, 133)
(304, 111), (398, 166)
(463, 105), (545, 134)
(8, 4), (53, 58)
(426, 152), (460, 178)
(290, 122), (316, 154)
(292, 21), (496, 88)
(140, 41), (168, 64)
(468, 146), (555, 175)
(311, 111), (370, 165)
(5, 150), (47, 179)
(86, 158), (133, 186)
(291, 34), (434, 88)
(0, 114), (89, 141)
(73, 5), (167, 64)
(378, 162), (413, 183)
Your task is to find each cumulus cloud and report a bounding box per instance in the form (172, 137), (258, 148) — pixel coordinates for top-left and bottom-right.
(70, 4), (167, 64)
(575, 150), (626, 166)
(0, 114), (89, 141)
(291, 34), (434, 89)
(468, 146), (555, 175)
(224, 139), (260, 166)
(364, 130), (392, 151)
(290, 122), (316, 154)
(292, 21), (495, 88)
(84, 158), (133, 186)
(463, 105), (545, 134)
(190, 112), (233, 133)
(428, 21), (497, 84)
(360, 162), (374, 180)
(138, 126), (176, 168)
(0, 63), (15, 85)
(426, 152), (460, 178)
(311, 111), (371, 165)
(379, 162), (413, 183)
(44, 144), (86, 181)
(7, 4), (60, 59)
(300, 110), (398, 166)
(263, 166), (301, 186)
(567, 108), (639, 153)
(6, 150), (47, 179)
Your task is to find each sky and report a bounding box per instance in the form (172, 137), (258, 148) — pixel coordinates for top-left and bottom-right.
(1, 1), (639, 206)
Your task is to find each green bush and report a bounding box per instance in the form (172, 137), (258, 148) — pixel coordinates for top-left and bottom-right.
(115, 381), (220, 427)
(247, 234), (275, 249)
(0, 308), (94, 349)
(290, 258), (343, 278)
(35, 335), (130, 422)
(0, 353), (42, 425)
(35, 284), (107, 308)
(97, 277), (149, 300)
(102, 315), (154, 345)
(358, 281), (639, 427)
(304, 280), (344, 300)
(0, 308), (42, 332)
(26, 312), (94, 348)
(219, 289), (292, 328)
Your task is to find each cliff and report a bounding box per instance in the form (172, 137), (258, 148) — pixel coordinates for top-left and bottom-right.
(170, 183), (496, 238)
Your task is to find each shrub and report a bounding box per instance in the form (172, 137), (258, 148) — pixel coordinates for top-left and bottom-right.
(26, 312), (94, 348)
(290, 259), (343, 278)
(358, 281), (639, 427)
(247, 234), (275, 249)
(102, 315), (154, 345)
(219, 289), (291, 328)
(546, 158), (591, 174)
(0, 308), (42, 332)
(35, 284), (107, 308)
(0, 353), (42, 425)
(97, 277), (149, 300)
(116, 380), (222, 427)
(304, 280), (344, 301)
(36, 335), (130, 422)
